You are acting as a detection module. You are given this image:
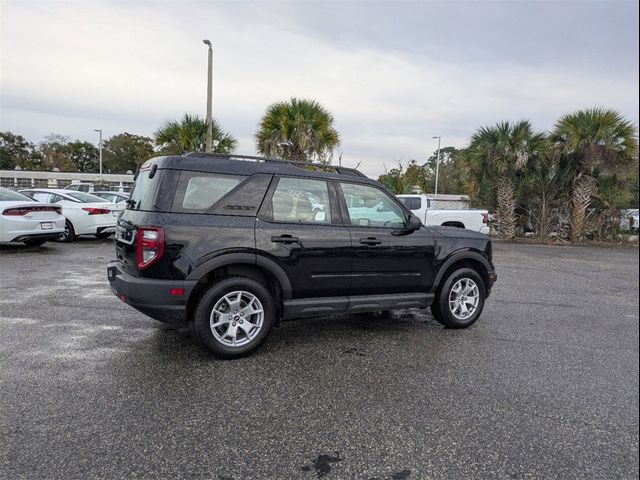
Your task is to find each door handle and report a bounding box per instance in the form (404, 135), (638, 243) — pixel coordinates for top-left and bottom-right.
(271, 235), (300, 244)
(359, 237), (381, 246)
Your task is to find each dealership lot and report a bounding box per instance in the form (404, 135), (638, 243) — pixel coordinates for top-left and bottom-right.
(1, 240), (638, 479)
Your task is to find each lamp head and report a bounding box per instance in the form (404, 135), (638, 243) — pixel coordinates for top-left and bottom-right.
(203, 39), (212, 47)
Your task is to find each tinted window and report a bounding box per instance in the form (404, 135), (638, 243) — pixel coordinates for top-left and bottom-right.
(170, 172), (247, 213)
(129, 171), (156, 210)
(270, 177), (331, 224)
(399, 197), (421, 211)
(0, 189), (34, 202)
(340, 183), (406, 228)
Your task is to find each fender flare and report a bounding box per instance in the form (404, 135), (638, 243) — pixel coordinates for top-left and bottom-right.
(430, 250), (492, 293)
(186, 252), (293, 300)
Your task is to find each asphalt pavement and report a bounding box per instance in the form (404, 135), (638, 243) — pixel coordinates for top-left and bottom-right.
(1, 239), (638, 480)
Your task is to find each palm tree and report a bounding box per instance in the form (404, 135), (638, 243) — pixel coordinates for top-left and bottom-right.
(550, 108), (638, 242)
(255, 98), (339, 164)
(464, 121), (546, 239)
(154, 114), (237, 155)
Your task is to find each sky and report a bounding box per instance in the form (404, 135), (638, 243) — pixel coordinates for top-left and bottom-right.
(1, 0), (638, 178)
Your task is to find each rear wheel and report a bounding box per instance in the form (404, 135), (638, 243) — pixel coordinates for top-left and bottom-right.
(431, 268), (485, 328)
(191, 276), (275, 359)
(60, 220), (76, 242)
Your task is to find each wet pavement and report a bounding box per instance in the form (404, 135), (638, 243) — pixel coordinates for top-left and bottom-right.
(1, 239), (638, 479)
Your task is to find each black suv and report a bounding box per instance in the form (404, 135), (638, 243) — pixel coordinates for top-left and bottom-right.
(108, 153), (496, 358)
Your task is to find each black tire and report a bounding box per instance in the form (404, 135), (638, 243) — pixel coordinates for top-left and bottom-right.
(191, 276), (275, 359)
(95, 232), (112, 239)
(23, 239), (47, 247)
(60, 220), (76, 242)
(430, 267), (485, 329)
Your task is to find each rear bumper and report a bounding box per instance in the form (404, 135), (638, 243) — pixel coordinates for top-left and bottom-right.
(8, 231), (64, 243)
(479, 226), (490, 235)
(107, 261), (198, 324)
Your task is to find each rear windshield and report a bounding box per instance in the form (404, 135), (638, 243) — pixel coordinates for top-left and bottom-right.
(66, 192), (108, 203)
(128, 170), (156, 210)
(0, 189), (34, 202)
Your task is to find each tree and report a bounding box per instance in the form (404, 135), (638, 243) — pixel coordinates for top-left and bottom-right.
(255, 98), (340, 164)
(154, 114), (237, 155)
(39, 134), (75, 172)
(424, 146), (466, 195)
(0, 132), (40, 170)
(378, 163), (412, 194)
(66, 141), (98, 173)
(518, 153), (573, 238)
(104, 133), (154, 173)
(550, 108), (638, 242)
(464, 121), (546, 238)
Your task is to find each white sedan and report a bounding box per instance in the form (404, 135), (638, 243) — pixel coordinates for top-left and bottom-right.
(0, 187), (65, 246)
(19, 189), (123, 242)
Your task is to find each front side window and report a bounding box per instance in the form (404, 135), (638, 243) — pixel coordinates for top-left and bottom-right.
(269, 177), (331, 224)
(340, 183), (406, 228)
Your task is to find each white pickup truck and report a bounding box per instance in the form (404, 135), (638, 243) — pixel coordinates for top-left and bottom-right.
(397, 194), (490, 235)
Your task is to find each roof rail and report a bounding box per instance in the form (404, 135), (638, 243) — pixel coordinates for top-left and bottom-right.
(183, 152), (367, 177)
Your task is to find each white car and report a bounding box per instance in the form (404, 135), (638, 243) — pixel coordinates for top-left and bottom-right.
(19, 189), (123, 242)
(397, 194), (490, 235)
(0, 187), (65, 246)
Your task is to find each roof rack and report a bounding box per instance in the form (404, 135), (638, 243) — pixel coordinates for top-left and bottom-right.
(183, 152), (367, 178)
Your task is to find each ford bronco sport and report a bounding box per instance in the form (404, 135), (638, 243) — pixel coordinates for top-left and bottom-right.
(107, 153), (496, 358)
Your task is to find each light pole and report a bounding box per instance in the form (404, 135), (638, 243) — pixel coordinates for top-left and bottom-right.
(432, 136), (441, 198)
(94, 129), (103, 179)
(203, 39), (213, 153)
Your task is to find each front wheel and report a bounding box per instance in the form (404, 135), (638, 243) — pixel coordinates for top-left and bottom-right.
(191, 276), (275, 359)
(431, 268), (485, 328)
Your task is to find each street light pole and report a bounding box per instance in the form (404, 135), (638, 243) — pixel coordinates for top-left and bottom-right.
(432, 136), (441, 198)
(94, 129), (103, 179)
(203, 39), (213, 153)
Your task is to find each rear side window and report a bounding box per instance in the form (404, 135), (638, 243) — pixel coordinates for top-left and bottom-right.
(399, 197), (421, 211)
(171, 172), (247, 212)
(268, 177), (332, 224)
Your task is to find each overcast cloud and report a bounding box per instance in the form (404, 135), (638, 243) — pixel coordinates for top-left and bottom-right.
(1, 0), (638, 177)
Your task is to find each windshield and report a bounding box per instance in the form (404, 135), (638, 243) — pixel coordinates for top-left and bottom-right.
(65, 191), (109, 203)
(0, 188), (34, 202)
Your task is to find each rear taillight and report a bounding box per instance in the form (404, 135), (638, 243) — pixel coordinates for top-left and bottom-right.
(482, 213), (489, 224)
(3, 206), (62, 216)
(136, 227), (165, 269)
(83, 207), (111, 215)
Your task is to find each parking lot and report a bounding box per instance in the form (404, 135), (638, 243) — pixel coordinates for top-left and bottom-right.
(1, 240), (638, 479)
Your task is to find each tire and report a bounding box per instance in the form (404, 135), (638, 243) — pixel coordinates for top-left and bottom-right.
(60, 220), (76, 242)
(95, 232), (112, 239)
(191, 276), (275, 359)
(23, 239), (47, 247)
(430, 267), (485, 329)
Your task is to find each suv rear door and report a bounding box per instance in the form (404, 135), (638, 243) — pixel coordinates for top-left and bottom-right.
(255, 176), (351, 305)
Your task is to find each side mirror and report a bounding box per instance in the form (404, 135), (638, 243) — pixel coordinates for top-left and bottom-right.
(393, 214), (422, 236)
(409, 214), (422, 232)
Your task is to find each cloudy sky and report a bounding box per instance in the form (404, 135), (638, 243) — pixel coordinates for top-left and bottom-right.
(1, 0), (638, 177)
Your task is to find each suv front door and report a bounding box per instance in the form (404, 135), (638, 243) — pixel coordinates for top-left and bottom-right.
(255, 176), (352, 305)
(337, 181), (436, 296)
